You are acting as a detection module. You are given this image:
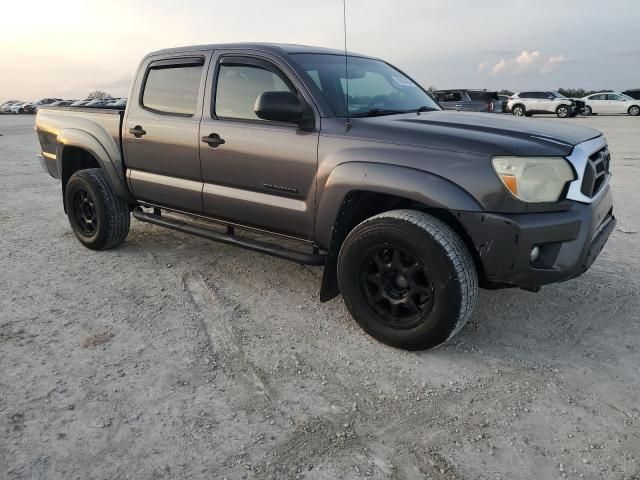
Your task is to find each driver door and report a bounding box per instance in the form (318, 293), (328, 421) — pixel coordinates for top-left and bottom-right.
(199, 53), (320, 239)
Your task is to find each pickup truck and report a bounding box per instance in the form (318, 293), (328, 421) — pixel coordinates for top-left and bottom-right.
(433, 89), (502, 113)
(36, 43), (616, 350)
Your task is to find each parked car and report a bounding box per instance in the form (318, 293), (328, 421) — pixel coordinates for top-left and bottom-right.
(9, 102), (32, 114)
(0, 100), (21, 113)
(104, 98), (127, 108)
(35, 43), (615, 350)
(84, 98), (113, 107)
(1, 101), (23, 113)
(580, 92), (640, 116)
(49, 100), (75, 107)
(434, 89), (502, 113)
(70, 100), (90, 107)
(622, 89), (640, 100)
(507, 91), (583, 118)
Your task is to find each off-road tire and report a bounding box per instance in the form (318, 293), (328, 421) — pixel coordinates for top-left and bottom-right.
(64, 168), (130, 250)
(629, 105), (640, 116)
(556, 105), (570, 118)
(512, 104), (526, 117)
(337, 209), (478, 350)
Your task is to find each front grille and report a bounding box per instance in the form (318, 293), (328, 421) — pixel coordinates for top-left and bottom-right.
(580, 146), (610, 197)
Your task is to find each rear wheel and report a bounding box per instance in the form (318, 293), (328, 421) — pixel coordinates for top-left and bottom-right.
(556, 105), (570, 118)
(512, 105), (526, 117)
(629, 105), (640, 116)
(337, 210), (478, 350)
(64, 168), (130, 250)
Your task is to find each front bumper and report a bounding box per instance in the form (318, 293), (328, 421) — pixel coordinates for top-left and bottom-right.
(458, 186), (615, 288)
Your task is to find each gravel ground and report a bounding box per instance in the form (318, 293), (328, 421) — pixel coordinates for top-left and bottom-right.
(1, 114), (638, 480)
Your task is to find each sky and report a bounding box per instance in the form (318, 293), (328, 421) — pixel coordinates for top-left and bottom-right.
(1, 0), (639, 101)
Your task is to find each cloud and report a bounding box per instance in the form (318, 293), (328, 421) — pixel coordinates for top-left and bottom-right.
(540, 54), (565, 74)
(491, 59), (508, 75)
(482, 50), (565, 76)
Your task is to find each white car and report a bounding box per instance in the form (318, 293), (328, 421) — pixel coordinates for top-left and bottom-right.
(507, 91), (579, 118)
(581, 92), (640, 116)
(9, 102), (30, 114)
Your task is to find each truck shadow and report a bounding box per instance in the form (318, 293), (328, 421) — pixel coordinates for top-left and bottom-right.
(120, 222), (637, 368)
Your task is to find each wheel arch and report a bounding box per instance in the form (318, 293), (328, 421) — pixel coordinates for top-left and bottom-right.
(56, 129), (134, 207)
(317, 162), (484, 301)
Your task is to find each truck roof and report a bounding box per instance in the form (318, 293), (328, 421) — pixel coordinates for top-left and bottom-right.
(146, 42), (369, 59)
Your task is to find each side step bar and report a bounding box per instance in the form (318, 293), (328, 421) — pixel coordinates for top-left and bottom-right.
(132, 207), (326, 266)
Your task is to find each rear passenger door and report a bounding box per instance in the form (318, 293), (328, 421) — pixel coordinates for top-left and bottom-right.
(198, 52), (320, 239)
(124, 53), (211, 212)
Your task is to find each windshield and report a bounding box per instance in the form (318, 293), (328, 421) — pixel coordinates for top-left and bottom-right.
(620, 93), (634, 100)
(291, 53), (440, 117)
(549, 91), (567, 98)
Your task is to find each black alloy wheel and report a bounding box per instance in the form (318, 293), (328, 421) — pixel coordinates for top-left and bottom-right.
(71, 188), (99, 236)
(358, 245), (434, 329)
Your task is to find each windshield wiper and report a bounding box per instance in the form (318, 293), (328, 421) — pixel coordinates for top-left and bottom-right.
(350, 108), (408, 118)
(410, 106), (438, 113)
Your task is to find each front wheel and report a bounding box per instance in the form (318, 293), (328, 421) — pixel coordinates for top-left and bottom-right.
(556, 105), (570, 118)
(337, 210), (478, 350)
(64, 168), (130, 250)
(512, 105), (525, 116)
(629, 105), (640, 116)
(581, 106), (592, 116)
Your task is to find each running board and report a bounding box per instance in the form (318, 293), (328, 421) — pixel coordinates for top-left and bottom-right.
(132, 207), (326, 266)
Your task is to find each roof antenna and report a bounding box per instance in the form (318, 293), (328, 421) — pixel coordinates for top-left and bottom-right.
(343, 0), (352, 131)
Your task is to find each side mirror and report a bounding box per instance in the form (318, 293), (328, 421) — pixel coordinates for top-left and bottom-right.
(254, 91), (304, 123)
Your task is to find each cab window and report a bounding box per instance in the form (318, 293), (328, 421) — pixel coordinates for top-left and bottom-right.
(215, 63), (294, 121)
(142, 62), (204, 115)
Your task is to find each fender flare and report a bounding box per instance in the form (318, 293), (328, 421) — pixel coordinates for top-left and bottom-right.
(315, 162), (482, 248)
(316, 162), (482, 302)
(56, 128), (133, 203)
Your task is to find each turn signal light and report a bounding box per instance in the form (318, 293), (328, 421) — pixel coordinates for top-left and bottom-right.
(500, 174), (518, 195)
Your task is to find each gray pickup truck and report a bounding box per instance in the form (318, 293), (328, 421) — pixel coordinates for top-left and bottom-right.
(433, 89), (502, 113)
(36, 43), (615, 350)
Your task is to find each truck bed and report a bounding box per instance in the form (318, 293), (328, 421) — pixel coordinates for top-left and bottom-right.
(35, 106), (125, 180)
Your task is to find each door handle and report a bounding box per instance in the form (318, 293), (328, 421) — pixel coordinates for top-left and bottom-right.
(202, 133), (225, 148)
(129, 125), (146, 138)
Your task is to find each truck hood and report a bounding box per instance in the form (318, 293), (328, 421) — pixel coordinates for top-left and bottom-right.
(357, 110), (602, 157)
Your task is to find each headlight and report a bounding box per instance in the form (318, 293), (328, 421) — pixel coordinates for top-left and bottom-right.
(492, 157), (575, 202)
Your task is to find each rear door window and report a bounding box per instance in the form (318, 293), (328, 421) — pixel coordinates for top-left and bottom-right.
(142, 61), (204, 115)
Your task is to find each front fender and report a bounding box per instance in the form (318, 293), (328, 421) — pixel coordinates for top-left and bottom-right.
(56, 128), (133, 203)
(315, 162), (482, 248)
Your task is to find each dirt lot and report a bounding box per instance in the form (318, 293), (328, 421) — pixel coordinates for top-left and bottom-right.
(1, 113), (639, 480)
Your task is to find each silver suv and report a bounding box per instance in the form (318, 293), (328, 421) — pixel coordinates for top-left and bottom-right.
(507, 91), (579, 118)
